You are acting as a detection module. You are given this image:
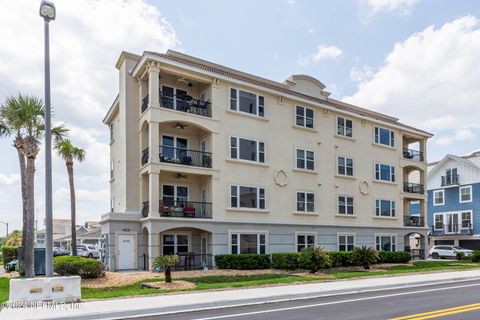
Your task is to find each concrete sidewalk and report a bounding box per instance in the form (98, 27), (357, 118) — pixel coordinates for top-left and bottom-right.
(3, 269), (480, 320)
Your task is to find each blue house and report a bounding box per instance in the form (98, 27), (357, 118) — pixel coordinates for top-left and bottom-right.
(426, 151), (480, 249)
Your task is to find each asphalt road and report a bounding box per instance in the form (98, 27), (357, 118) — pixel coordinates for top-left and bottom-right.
(132, 278), (480, 320)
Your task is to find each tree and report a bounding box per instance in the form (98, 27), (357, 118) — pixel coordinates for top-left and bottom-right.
(55, 139), (86, 256)
(351, 246), (379, 270)
(153, 255), (179, 283)
(299, 246), (331, 273)
(3, 230), (22, 246)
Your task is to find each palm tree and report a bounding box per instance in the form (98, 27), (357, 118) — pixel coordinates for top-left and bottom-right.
(55, 140), (85, 256)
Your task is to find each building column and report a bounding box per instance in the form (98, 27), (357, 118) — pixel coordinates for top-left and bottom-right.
(148, 63), (160, 109)
(149, 121), (160, 164)
(419, 139), (427, 162)
(148, 232), (160, 271)
(149, 171), (160, 216)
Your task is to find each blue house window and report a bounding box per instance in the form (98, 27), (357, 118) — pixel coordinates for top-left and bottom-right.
(374, 127), (394, 147)
(375, 164), (395, 182)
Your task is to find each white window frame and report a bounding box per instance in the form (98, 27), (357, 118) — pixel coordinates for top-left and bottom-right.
(295, 148), (315, 171)
(374, 126), (395, 147)
(433, 189), (445, 206)
(229, 231), (268, 254)
(375, 163), (395, 182)
(337, 233), (356, 252)
(295, 232), (317, 252)
(375, 234), (397, 252)
(161, 85), (189, 111)
(433, 213), (444, 231)
(230, 136), (265, 163)
(337, 195), (354, 215)
(459, 185), (472, 203)
(375, 199), (396, 217)
(230, 88), (265, 117)
(336, 116), (353, 137)
(295, 105), (314, 129)
(337, 156), (354, 176)
(461, 210), (473, 229)
(161, 184), (189, 204)
(230, 184), (266, 210)
(161, 232), (192, 255)
(296, 191), (316, 213)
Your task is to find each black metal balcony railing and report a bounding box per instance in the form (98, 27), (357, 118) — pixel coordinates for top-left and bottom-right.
(160, 145), (212, 168)
(142, 201), (149, 218)
(141, 92), (212, 118)
(403, 182), (425, 194)
(441, 174), (459, 186)
(403, 215), (425, 227)
(160, 200), (212, 219)
(141, 147), (149, 166)
(403, 148), (424, 162)
(431, 223), (473, 236)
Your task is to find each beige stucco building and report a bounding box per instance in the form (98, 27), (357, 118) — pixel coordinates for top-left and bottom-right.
(101, 50), (432, 271)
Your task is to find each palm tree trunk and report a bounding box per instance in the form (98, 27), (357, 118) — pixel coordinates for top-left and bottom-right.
(67, 163), (77, 256)
(24, 156), (36, 278)
(16, 146), (27, 275)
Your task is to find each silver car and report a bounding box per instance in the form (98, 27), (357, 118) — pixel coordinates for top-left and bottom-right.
(429, 245), (473, 259)
(76, 244), (100, 259)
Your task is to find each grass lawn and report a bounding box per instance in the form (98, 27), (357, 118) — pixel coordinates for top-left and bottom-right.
(81, 261), (480, 300)
(0, 277), (9, 304)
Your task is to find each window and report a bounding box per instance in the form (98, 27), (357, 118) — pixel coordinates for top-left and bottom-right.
(231, 233), (266, 254)
(375, 163), (395, 182)
(162, 234), (189, 255)
(374, 127), (395, 147)
(338, 234), (355, 251)
(337, 156), (354, 176)
(109, 123), (114, 143)
(338, 195), (354, 215)
(296, 106), (314, 129)
(161, 136), (188, 160)
(162, 185), (188, 206)
(296, 233), (316, 252)
(459, 186), (472, 203)
(376, 235), (396, 252)
(230, 185), (266, 210)
(461, 211), (472, 229)
(296, 149), (315, 170)
(230, 137), (265, 163)
(433, 190), (444, 206)
(337, 117), (353, 137)
(434, 214), (444, 230)
(230, 88), (264, 117)
(375, 200), (396, 217)
(110, 159), (114, 179)
(296, 192), (315, 212)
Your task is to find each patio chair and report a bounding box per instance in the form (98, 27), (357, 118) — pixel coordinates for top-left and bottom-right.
(184, 203), (195, 217)
(159, 200), (171, 216)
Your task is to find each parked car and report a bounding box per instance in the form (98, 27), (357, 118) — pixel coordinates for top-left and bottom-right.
(53, 247), (70, 257)
(429, 245), (473, 259)
(76, 244), (100, 259)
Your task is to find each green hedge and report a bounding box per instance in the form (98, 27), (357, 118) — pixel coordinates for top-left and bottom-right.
(215, 254), (271, 270)
(328, 251), (354, 267)
(54, 256), (105, 279)
(378, 251), (411, 263)
(469, 251), (480, 263)
(1, 246), (18, 270)
(272, 252), (300, 270)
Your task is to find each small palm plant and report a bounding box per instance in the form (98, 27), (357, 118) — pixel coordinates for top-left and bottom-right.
(299, 246), (331, 273)
(153, 255), (179, 283)
(351, 246), (379, 270)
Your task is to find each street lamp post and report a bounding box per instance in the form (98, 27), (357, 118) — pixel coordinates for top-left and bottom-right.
(0, 221), (8, 237)
(39, 0), (56, 278)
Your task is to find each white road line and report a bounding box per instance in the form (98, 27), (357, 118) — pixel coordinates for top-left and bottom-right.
(192, 282), (480, 320)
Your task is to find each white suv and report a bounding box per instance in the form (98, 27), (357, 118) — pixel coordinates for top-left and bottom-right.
(429, 245), (473, 259)
(77, 244), (100, 259)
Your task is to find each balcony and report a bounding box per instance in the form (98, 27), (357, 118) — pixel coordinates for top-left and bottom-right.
(403, 182), (424, 194)
(141, 92), (212, 118)
(403, 215), (425, 227)
(142, 201), (149, 218)
(141, 148), (149, 166)
(160, 145), (212, 168)
(160, 200), (212, 219)
(441, 174), (459, 186)
(431, 223), (473, 236)
(403, 148), (424, 162)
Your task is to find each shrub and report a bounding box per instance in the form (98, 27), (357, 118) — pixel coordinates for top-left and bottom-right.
(215, 254), (271, 270)
(351, 246), (379, 270)
(1, 246), (18, 270)
(469, 250), (480, 263)
(328, 251), (354, 267)
(153, 255), (179, 283)
(299, 247), (331, 273)
(271, 252), (300, 270)
(378, 251), (411, 264)
(54, 256), (105, 279)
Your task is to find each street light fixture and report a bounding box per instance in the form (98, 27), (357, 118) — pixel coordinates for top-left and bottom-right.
(39, 0), (55, 278)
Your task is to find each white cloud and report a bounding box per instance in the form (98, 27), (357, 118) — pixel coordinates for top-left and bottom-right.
(350, 65), (376, 82)
(343, 16), (480, 143)
(307, 28), (315, 34)
(0, 173), (19, 187)
(297, 45), (343, 66)
(0, 0), (179, 229)
(435, 129), (475, 146)
(287, 0), (297, 6)
(366, 0), (419, 14)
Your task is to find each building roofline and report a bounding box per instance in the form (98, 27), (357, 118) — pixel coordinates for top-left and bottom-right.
(115, 51), (141, 70)
(103, 94), (119, 125)
(428, 153), (480, 178)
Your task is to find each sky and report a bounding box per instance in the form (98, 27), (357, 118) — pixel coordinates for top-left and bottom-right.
(0, 0), (480, 232)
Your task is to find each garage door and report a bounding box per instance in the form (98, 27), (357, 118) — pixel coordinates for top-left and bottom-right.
(434, 240), (454, 245)
(459, 240), (480, 250)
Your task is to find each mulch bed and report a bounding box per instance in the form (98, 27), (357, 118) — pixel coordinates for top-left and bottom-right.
(141, 280), (196, 290)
